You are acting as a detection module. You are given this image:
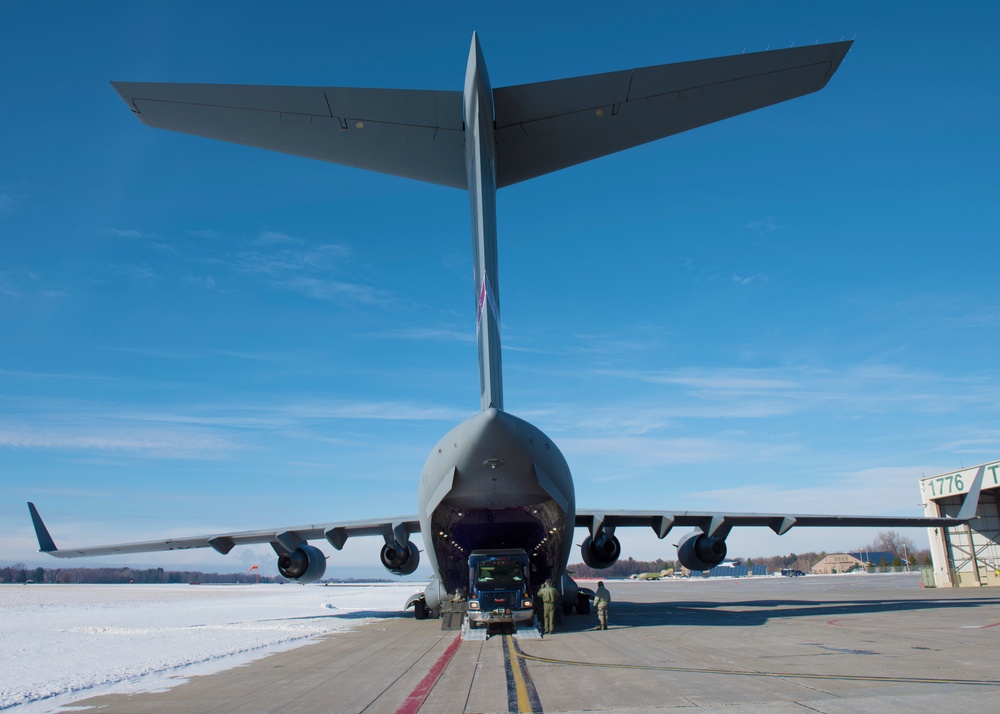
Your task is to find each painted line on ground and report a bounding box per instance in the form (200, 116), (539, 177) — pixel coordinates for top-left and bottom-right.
(503, 634), (543, 713)
(827, 617), (1000, 630)
(395, 633), (463, 714)
(514, 649), (1000, 686)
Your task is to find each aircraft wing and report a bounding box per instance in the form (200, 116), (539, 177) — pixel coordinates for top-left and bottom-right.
(27, 502), (420, 558)
(576, 464), (985, 540)
(494, 41), (852, 187)
(111, 82), (467, 188)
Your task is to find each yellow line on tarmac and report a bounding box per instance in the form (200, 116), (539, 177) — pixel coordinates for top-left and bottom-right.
(503, 634), (542, 712)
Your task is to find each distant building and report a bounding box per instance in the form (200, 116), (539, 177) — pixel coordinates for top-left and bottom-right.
(811, 553), (864, 574)
(810, 552), (904, 575)
(921, 460), (1000, 587)
(685, 561), (768, 578)
(851, 551), (901, 567)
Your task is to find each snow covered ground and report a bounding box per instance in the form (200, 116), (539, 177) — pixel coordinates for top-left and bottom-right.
(0, 582), (419, 712)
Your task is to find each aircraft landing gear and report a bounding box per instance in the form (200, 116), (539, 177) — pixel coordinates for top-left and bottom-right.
(414, 599), (428, 620)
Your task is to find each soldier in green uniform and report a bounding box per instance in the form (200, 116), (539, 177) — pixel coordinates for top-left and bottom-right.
(538, 578), (559, 635)
(594, 580), (611, 630)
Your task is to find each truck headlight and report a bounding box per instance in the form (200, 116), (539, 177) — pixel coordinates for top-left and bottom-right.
(523, 599), (533, 608)
(468, 601), (479, 610)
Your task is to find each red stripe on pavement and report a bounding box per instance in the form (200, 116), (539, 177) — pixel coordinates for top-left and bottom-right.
(395, 634), (463, 714)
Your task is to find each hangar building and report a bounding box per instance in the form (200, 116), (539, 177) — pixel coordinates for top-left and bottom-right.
(921, 460), (1000, 587)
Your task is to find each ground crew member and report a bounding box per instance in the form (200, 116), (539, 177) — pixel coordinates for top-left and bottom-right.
(594, 580), (611, 630)
(538, 578), (559, 634)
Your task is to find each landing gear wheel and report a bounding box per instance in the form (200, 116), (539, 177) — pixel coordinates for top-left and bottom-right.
(562, 602), (574, 616)
(577, 593), (590, 615)
(413, 599), (428, 620)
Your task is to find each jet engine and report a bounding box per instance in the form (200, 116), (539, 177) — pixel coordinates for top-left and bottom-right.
(580, 533), (621, 570)
(676, 530), (727, 571)
(277, 544), (327, 583)
(381, 540), (420, 576)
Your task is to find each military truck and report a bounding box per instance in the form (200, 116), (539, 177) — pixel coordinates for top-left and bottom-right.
(466, 549), (535, 628)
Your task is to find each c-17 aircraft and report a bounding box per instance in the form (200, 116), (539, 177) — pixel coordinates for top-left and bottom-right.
(28, 34), (984, 619)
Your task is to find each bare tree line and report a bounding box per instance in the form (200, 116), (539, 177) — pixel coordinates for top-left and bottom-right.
(0, 564), (283, 585)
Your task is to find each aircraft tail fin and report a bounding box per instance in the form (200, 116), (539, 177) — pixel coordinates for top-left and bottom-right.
(27, 502), (58, 553)
(466, 33), (504, 412)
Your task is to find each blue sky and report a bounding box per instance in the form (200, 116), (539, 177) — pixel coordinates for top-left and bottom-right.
(2, 2), (998, 577)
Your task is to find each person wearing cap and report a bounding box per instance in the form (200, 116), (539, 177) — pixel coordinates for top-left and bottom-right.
(538, 578), (559, 635)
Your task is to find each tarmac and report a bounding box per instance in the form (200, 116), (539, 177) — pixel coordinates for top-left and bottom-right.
(70, 573), (1000, 713)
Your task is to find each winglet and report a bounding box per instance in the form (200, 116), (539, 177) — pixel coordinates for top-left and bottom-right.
(955, 465), (985, 521)
(27, 502), (58, 553)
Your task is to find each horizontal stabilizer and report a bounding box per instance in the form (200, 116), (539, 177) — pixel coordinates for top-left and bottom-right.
(112, 82), (467, 188)
(495, 41), (852, 186)
(112, 41), (851, 193)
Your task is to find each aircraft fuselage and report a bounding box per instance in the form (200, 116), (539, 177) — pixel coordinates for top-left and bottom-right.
(407, 37), (578, 609)
(417, 408), (576, 601)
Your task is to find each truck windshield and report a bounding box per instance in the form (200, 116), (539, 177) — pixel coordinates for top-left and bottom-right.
(476, 560), (525, 589)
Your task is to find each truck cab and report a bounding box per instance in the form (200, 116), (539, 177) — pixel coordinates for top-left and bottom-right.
(466, 549), (535, 627)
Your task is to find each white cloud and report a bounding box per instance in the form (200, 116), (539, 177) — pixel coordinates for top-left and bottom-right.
(253, 230), (304, 245)
(278, 399), (468, 423)
(616, 368), (798, 392)
(0, 274), (21, 298)
(682, 467), (927, 516)
(731, 273), (768, 285)
(743, 217), (781, 235)
(0, 423), (239, 459)
(103, 346), (197, 360)
(587, 364), (998, 422)
(106, 262), (157, 286)
(187, 229), (224, 240)
(561, 434), (792, 468)
(182, 274), (217, 290)
(362, 327), (475, 343)
(0, 268), (71, 302)
(102, 228), (147, 239)
(230, 244), (351, 276)
(0, 394), (467, 467)
(275, 276), (395, 306)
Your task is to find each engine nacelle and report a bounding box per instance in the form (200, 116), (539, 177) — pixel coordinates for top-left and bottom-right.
(676, 530), (727, 571)
(580, 533), (622, 570)
(381, 540), (420, 576)
(277, 544), (327, 583)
